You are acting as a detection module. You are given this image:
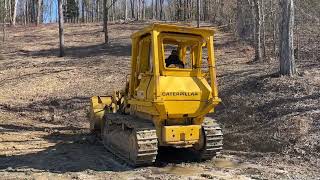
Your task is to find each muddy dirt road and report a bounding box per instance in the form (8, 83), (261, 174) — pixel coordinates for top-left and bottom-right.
(0, 23), (319, 179)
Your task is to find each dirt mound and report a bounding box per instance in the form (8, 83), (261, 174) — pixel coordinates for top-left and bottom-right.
(217, 73), (320, 162)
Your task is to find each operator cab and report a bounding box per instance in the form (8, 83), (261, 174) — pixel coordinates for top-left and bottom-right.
(160, 33), (206, 77)
(129, 24), (220, 118)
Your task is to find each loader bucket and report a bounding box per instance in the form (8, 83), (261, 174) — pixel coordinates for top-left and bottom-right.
(89, 96), (113, 132)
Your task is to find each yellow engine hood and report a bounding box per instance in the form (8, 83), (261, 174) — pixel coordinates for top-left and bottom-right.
(159, 76), (213, 116)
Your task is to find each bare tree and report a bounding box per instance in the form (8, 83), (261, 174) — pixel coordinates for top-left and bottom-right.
(236, 0), (252, 40)
(137, 0), (140, 20)
(255, 0), (262, 61)
(36, 0), (42, 25)
(8, 0), (12, 24)
(279, 0), (296, 76)
(81, 0), (85, 22)
(125, 0), (128, 20)
(271, 0), (277, 58)
(250, 0), (263, 62)
(2, 0), (7, 42)
(96, 0), (100, 22)
(197, 0), (200, 27)
(130, 0), (135, 19)
(58, 0), (65, 57)
(155, 0), (158, 19)
(183, 0), (187, 20)
(12, 0), (18, 26)
(261, 0), (266, 59)
(103, 0), (108, 43)
(142, 0), (145, 20)
(159, 0), (164, 20)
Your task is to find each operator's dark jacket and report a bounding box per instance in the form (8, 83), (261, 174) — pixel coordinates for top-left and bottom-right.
(165, 54), (185, 68)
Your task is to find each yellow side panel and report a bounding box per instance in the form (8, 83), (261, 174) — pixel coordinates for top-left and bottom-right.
(164, 101), (212, 117)
(162, 125), (200, 143)
(135, 76), (151, 100)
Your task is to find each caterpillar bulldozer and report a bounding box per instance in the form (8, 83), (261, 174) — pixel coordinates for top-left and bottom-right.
(89, 24), (223, 166)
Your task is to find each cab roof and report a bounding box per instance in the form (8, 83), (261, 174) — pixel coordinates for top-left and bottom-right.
(131, 23), (215, 39)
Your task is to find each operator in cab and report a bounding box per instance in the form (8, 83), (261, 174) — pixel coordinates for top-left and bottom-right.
(165, 50), (185, 68)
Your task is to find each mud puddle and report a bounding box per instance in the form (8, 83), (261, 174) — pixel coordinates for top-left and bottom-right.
(212, 158), (239, 168)
(151, 158), (239, 176)
(151, 165), (202, 176)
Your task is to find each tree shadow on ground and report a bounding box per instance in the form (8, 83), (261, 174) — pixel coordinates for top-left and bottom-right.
(0, 96), (88, 114)
(0, 124), (85, 133)
(0, 129), (129, 172)
(0, 69), (74, 86)
(0, 94), (205, 172)
(0, 95), (133, 172)
(18, 43), (131, 58)
(0, 96), (90, 127)
(0, 125), (206, 172)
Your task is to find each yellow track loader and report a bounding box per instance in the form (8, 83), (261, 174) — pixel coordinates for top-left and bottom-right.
(90, 24), (223, 166)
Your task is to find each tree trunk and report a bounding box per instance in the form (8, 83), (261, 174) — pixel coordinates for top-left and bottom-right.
(112, 0), (115, 21)
(103, 0), (108, 44)
(219, 0), (224, 22)
(36, 0), (42, 26)
(151, 0), (154, 19)
(25, 0), (29, 25)
(155, 0), (158, 19)
(142, 0), (145, 20)
(2, 23), (5, 42)
(236, 0), (244, 39)
(177, 0), (182, 21)
(11, 0), (18, 26)
(58, 0), (65, 57)
(136, 0), (140, 20)
(261, 0), (266, 59)
(2, 0), (7, 42)
(189, 0), (193, 19)
(203, 0), (207, 21)
(24, 0), (28, 25)
(82, 0), (85, 23)
(96, 0), (100, 22)
(125, 0), (128, 20)
(130, 0), (134, 19)
(159, 0), (164, 20)
(92, 1), (95, 22)
(4, 0), (7, 23)
(197, 0), (200, 27)
(8, 0), (12, 25)
(184, 0), (187, 20)
(279, 0), (296, 76)
(271, 0), (277, 57)
(252, 0), (262, 62)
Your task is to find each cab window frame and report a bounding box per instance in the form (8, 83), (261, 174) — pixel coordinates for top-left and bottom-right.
(159, 33), (203, 71)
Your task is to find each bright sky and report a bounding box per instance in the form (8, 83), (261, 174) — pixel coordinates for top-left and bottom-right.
(43, 0), (58, 23)
(41, 0), (154, 23)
